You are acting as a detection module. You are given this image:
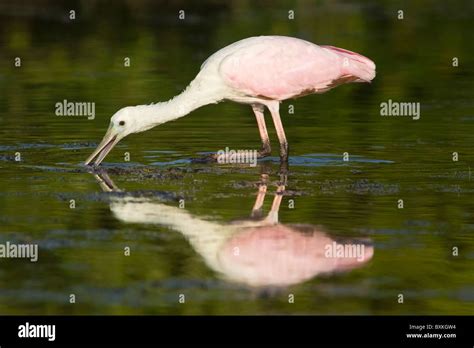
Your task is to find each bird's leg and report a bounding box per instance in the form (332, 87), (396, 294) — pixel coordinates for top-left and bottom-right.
(267, 102), (289, 162)
(278, 162), (288, 187)
(279, 161), (289, 180)
(252, 104), (271, 158)
(251, 173), (269, 218)
(264, 182), (286, 225)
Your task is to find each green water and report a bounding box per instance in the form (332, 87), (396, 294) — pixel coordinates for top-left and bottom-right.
(0, 0), (473, 315)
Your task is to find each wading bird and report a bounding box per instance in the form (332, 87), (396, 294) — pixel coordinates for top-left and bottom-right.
(85, 36), (376, 166)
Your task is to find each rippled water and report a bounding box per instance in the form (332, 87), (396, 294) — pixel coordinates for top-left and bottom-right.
(0, 0), (473, 314)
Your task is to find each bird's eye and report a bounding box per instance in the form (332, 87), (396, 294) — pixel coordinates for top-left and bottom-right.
(119, 120), (125, 126)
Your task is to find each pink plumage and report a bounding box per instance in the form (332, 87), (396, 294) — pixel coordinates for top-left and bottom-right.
(216, 36), (376, 100)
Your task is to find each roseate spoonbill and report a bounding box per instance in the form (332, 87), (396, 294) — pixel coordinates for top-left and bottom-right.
(85, 36), (376, 166)
(94, 171), (373, 287)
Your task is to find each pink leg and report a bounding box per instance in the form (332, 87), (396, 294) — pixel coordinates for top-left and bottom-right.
(252, 104), (271, 158)
(251, 173), (268, 218)
(265, 183), (285, 225)
(267, 102), (289, 162)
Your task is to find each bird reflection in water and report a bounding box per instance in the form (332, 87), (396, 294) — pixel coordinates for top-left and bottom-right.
(93, 169), (373, 287)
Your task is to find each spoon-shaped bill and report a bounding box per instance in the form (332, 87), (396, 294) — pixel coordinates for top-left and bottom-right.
(84, 125), (120, 166)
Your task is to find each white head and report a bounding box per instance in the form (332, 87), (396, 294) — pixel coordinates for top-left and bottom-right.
(84, 82), (214, 166)
(84, 105), (168, 166)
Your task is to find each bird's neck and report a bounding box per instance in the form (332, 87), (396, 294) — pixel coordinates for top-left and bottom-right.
(134, 80), (223, 129)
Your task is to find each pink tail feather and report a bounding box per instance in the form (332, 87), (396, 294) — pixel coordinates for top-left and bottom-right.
(322, 45), (376, 82)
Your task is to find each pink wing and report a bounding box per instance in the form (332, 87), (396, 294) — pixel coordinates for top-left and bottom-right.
(219, 36), (376, 100)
